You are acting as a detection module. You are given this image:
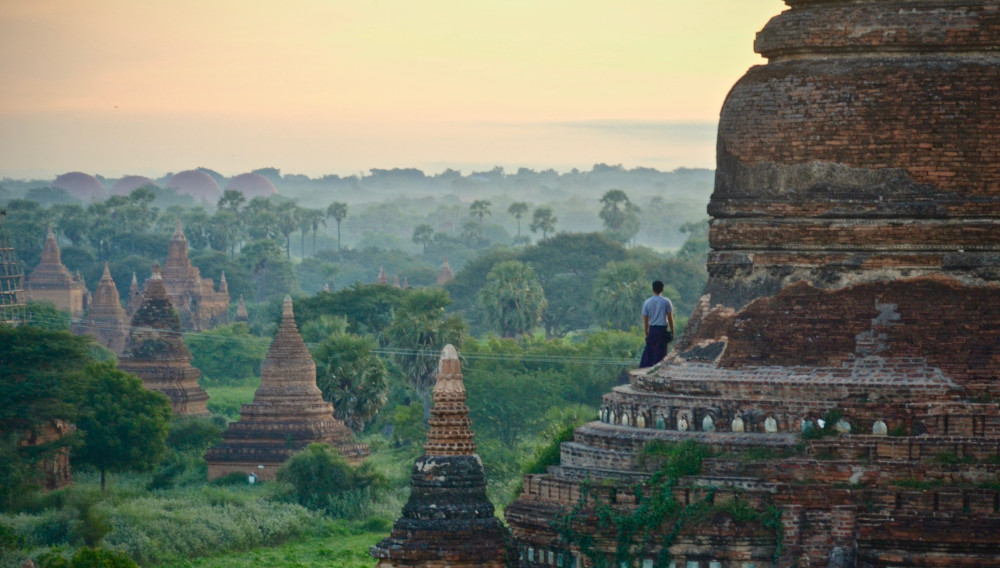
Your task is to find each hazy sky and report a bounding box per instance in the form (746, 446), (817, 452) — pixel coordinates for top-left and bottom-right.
(0, 1), (780, 179)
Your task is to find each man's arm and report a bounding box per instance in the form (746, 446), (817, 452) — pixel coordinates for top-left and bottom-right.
(643, 315), (650, 336)
(667, 312), (675, 334)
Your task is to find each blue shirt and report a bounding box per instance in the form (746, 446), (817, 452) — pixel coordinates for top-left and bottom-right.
(641, 295), (673, 327)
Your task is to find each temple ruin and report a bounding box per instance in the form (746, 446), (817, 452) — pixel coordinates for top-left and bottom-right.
(155, 221), (229, 331)
(25, 227), (86, 317)
(205, 295), (369, 481)
(118, 265), (209, 415)
(371, 344), (512, 568)
(75, 262), (129, 355)
(506, 1), (1000, 566)
(436, 258), (454, 286)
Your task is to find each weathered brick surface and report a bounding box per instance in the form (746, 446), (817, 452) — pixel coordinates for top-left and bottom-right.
(505, 1), (1000, 566)
(25, 227), (85, 317)
(119, 266), (209, 416)
(205, 297), (367, 480)
(371, 346), (511, 567)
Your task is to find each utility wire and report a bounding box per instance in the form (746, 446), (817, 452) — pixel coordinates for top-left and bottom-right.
(20, 311), (639, 366)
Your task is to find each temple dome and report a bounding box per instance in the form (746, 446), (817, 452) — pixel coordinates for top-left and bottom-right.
(225, 173), (278, 198)
(110, 175), (158, 197)
(52, 172), (106, 201)
(165, 170), (223, 203)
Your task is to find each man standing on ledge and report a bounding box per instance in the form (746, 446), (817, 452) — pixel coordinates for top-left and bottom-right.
(639, 280), (674, 368)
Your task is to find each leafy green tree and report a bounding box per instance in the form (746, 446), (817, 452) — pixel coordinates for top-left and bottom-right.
(74, 362), (172, 491)
(299, 314), (349, 344)
(327, 202), (348, 251)
(50, 203), (90, 247)
(238, 239), (298, 301)
(519, 232), (627, 337)
(412, 223), (434, 252)
(385, 288), (467, 420)
(443, 247), (518, 335)
(592, 261), (648, 331)
(507, 202), (529, 240)
(312, 333), (390, 431)
(294, 283), (405, 343)
(0, 326), (91, 510)
(480, 260), (547, 338)
(529, 207), (557, 240)
(469, 199), (492, 223)
(218, 188), (246, 213)
(245, 197), (280, 241)
(677, 218), (710, 265)
(184, 323), (270, 385)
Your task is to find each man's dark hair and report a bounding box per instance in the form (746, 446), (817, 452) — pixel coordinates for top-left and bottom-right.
(652, 280), (664, 294)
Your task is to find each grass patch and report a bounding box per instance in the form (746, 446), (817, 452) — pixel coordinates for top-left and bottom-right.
(155, 520), (383, 568)
(204, 385), (258, 421)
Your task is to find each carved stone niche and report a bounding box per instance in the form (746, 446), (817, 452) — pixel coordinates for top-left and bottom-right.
(732, 415), (745, 433)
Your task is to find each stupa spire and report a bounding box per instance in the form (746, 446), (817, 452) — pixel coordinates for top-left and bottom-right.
(372, 344), (511, 567)
(423, 344), (476, 456)
(76, 261), (128, 355)
(205, 295), (369, 480)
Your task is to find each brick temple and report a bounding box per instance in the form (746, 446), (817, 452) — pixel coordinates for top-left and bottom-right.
(25, 226), (86, 317)
(371, 344), (512, 568)
(155, 221), (229, 331)
(205, 295), (369, 481)
(75, 262), (129, 355)
(118, 265), (210, 415)
(505, 1), (1000, 567)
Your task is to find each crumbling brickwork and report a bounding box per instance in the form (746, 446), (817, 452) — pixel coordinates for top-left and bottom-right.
(505, 1), (1000, 566)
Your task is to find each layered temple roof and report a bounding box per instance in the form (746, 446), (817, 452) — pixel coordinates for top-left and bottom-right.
(505, 1), (1000, 566)
(371, 345), (511, 568)
(118, 265), (209, 415)
(75, 262), (128, 355)
(25, 227), (86, 317)
(152, 220), (229, 331)
(205, 296), (368, 481)
(436, 258), (453, 285)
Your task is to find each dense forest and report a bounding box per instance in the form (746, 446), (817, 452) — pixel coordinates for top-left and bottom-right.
(0, 164), (711, 568)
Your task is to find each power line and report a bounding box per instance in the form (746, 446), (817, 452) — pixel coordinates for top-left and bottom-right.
(21, 310), (639, 367)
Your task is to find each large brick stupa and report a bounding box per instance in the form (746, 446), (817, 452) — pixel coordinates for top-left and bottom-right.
(371, 344), (512, 568)
(506, 1), (1000, 567)
(118, 265), (210, 415)
(205, 296), (368, 481)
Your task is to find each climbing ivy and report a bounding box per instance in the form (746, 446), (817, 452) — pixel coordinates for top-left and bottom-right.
(552, 440), (784, 567)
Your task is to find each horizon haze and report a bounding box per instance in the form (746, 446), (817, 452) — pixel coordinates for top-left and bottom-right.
(0, 1), (778, 180)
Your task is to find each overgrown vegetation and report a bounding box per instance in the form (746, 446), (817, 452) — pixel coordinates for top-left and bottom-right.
(554, 441), (782, 567)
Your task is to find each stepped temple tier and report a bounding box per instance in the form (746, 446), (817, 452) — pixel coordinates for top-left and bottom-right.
(505, 1), (1000, 567)
(118, 265), (209, 415)
(205, 296), (369, 481)
(371, 345), (512, 568)
(159, 221), (229, 331)
(75, 262), (128, 355)
(25, 226), (86, 317)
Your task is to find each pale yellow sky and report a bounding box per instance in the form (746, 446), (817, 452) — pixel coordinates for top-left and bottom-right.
(0, 1), (781, 179)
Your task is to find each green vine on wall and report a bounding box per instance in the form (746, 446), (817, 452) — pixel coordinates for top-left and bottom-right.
(551, 440), (784, 567)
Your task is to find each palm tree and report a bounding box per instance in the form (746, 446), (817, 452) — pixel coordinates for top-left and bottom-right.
(470, 200), (492, 224)
(276, 201), (300, 259)
(507, 202), (529, 239)
(412, 223), (434, 253)
(327, 202), (348, 251)
(530, 207), (557, 240)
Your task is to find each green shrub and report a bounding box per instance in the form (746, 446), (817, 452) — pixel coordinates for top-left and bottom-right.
(38, 547), (138, 568)
(166, 416), (225, 454)
(209, 472), (250, 487)
(277, 444), (383, 519)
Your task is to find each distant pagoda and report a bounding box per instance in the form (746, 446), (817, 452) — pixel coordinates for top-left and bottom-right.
(25, 226), (86, 317)
(0, 210), (26, 325)
(75, 262), (128, 355)
(118, 265), (209, 415)
(371, 344), (512, 568)
(436, 258), (454, 285)
(205, 295), (369, 480)
(159, 221), (229, 331)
